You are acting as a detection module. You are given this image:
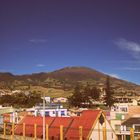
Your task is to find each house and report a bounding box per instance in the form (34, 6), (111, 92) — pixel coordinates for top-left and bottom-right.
(121, 116), (140, 140)
(14, 110), (117, 140)
(0, 106), (15, 115)
(26, 103), (68, 117)
(110, 103), (128, 133)
(115, 97), (138, 105)
(12, 90), (21, 94)
(0, 106), (16, 124)
(53, 97), (68, 103)
(3, 111), (28, 124)
(110, 103), (140, 140)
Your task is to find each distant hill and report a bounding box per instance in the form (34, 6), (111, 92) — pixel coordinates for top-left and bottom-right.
(47, 67), (106, 82)
(0, 66), (140, 93)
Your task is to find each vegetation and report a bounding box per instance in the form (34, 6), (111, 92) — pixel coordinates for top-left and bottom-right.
(104, 76), (115, 107)
(68, 84), (101, 108)
(0, 67), (139, 94)
(69, 76), (116, 108)
(0, 92), (42, 108)
(68, 84), (83, 107)
(0, 67), (139, 109)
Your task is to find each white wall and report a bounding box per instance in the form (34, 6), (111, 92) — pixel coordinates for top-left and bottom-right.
(39, 109), (67, 117)
(89, 117), (116, 140)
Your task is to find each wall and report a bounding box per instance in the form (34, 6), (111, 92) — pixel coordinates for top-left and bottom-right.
(89, 117), (116, 140)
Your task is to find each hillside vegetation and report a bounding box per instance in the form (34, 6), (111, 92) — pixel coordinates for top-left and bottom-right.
(0, 67), (140, 94)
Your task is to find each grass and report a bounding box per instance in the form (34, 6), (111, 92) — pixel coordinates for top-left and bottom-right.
(16, 85), (73, 98)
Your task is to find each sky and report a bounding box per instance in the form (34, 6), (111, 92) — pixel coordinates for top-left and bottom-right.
(0, 0), (140, 84)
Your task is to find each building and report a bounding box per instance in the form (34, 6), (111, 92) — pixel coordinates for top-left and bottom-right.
(110, 103), (140, 140)
(0, 106), (16, 124)
(15, 110), (117, 140)
(3, 111), (28, 124)
(110, 103), (129, 140)
(127, 106), (140, 119)
(121, 116), (140, 140)
(115, 97), (138, 106)
(26, 103), (68, 117)
(53, 97), (68, 103)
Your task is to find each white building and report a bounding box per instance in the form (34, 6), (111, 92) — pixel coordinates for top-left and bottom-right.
(110, 103), (129, 136)
(53, 97), (68, 103)
(27, 103), (68, 117)
(110, 103), (140, 140)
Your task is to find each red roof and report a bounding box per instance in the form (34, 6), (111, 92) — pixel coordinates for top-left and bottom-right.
(15, 116), (54, 138)
(66, 110), (100, 139)
(48, 117), (73, 139)
(15, 110), (101, 139)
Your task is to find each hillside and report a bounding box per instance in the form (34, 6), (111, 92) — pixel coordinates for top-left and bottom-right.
(0, 67), (140, 93)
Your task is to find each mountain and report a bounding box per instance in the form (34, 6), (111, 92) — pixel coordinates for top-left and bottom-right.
(47, 67), (106, 82)
(0, 66), (140, 92)
(0, 72), (15, 81)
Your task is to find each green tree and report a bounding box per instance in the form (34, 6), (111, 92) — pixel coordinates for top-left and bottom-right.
(68, 84), (83, 107)
(104, 76), (115, 107)
(28, 93), (42, 107)
(90, 86), (100, 101)
(69, 84), (101, 108)
(82, 84), (92, 105)
(0, 92), (42, 108)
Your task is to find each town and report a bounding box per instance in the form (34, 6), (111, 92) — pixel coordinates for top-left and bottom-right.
(0, 77), (140, 140)
(1, 0), (140, 140)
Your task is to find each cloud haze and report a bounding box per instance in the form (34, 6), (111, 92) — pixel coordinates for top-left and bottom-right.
(104, 72), (120, 79)
(36, 64), (46, 67)
(108, 73), (120, 79)
(116, 67), (140, 71)
(29, 39), (47, 43)
(115, 38), (140, 59)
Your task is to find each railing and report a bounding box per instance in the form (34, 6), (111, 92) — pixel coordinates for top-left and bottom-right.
(0, 123), (138, 140)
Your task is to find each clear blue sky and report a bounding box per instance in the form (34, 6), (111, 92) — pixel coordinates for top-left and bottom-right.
(0, 0), (140, 84)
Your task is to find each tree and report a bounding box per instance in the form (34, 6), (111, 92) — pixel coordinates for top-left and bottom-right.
(68, 84), (83, 107)
(69, 84), (101, 108)
(82, 84), (92, 105)
(0, 92), (42, 108)
(90, 86), (100, 101)
(28, 92), (42, 107)
(104, 76), (115, 107)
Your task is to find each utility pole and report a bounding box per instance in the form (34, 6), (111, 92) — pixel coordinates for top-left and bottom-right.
(43, 93), (45, 140)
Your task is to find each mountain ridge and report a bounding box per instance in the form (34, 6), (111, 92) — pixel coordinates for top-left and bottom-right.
(0, 66), (139, 92)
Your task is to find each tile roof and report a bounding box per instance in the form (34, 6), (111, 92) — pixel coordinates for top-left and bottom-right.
(48, 117), (73, 139)
(66, 110), (100, 139)
(15, 116), (54, 138)
(122, 117), (140, 125)
(15, 110), (101, 139)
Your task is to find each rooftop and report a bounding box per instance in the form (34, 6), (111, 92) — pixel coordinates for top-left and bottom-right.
(15, 110), (101, 139)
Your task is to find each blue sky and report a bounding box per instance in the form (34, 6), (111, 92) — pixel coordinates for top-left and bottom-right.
(0, 0), (140, 84)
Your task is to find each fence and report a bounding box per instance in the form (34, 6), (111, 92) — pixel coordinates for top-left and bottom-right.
(0, 123), (138, 140)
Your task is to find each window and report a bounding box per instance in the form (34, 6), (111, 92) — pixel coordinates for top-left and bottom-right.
(122, 115), (125, 120)
(135, 125), (140, 132)
(56, 111), (58, 116)
(45, 111), (49, 116)
(120, 107), (127, 112)
(61, 111), (65, 116)
(116, 114), (122, 120)
(126, 126), (131, 131)
(115, 125), (121, 131)
(112, 133), (113, 139)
